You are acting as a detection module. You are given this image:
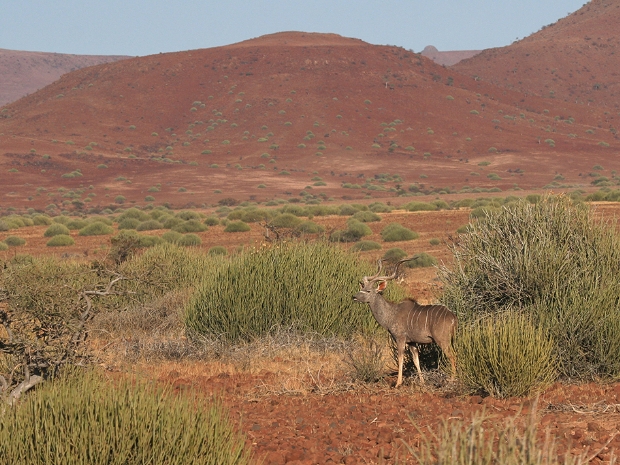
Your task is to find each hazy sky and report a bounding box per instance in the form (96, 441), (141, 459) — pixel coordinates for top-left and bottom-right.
(1, 0), (587, 56)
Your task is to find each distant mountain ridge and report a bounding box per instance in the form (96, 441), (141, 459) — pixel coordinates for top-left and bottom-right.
(420, 46), (481, 66)
(0, 48), (129, 106)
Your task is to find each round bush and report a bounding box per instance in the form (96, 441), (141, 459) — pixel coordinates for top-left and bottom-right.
(270, 213), (302, 229)
(117, 208), (150, 222)
(0, 242), (8, 251)
(44, 223), (71, 237)
(352, 211), (381, 222)
(339, 204), (360, 216)
(296, 220), (324, 234)
(162, 231), (183, 244)
(78, 222), (114, 236)
(66, 219), (89, 230)
(3, 236), (26, 247)
(46, 234), (75, 247)
(224, 221), (250, 233)
(350, 240), (382, 252)
(185, 242), (384, 341)
(162, 217), (183, 229)
(117, 218), (141, 230)
(403, 201), (437, 212)
(176, 210), (201, 221)
(178, 234), (202, 246)
(172, 220), (207, 233)
(208, 246), (227, 256)
(380, 223), (419, 242)
(406, 252), (437, 268)
(138, 235), (164, 247)
(204, 216), (219, 226)
(136, 220), (164, 231)
(383, 248), (407, 262)
(32, 215), (53, 226)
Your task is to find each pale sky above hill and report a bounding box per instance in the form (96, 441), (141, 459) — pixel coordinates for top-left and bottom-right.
(1, 0), (587, 56)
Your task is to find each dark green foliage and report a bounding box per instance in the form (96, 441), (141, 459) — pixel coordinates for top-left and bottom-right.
(185, 242), (384, 341)
(44, 223), (71, 237)
(173, 220), (208, 233)
(380, 223), (418, 242)
(162, 216), (183, 229)
(204, 216), (220, 226)
(330, 219), (372, 243)
(78, 222), (114, 236)
(136, 219), (164, 231)
(383, 247), (407, 262)
(176, 210), (202, 221)
(3, 235), (26, 246)
(46, 234), (75, 247)
(208, 246), (227, 256)
(224, 221), (251, 233)
(339, 204), (360, 216)
(440, 195), (620, 382)
(178, 234), (202, 246)
(429, 238), (441, 246)
(352, 211), (381, 222)
(350, 240), (382, 252)
(0, 371), (251, 465)
(406, 252), (437, 268)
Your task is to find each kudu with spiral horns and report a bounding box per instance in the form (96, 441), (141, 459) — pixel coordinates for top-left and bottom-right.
(353, 258), (457, 387)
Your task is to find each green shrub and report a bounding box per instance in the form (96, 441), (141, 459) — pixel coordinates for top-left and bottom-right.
(440, 195), (620, 381)
(178, 233), (202, 246)
(429, 238), (441, 246)
(162, 231), (183, 244)
(455, 313), (557, 397)
(381, 223), (418, 242)
(368, 202), (392, 213)
(352, 211), (381, 222)
(330, 219), (372, 243)
(0, 370), (251, 465)
(0, 242), (8, 251)
(162, 216), (183, 229)
(32, 215), (53, 226)
(224, 221), (251, 233)
(66, 219), (89, 230)
(78, 222), (114, 236)
(52, 215), (71, 225)
(173, 220), (208, 233)
(383, 248), (407, 262)
(296, 220), (324, 234)
(118, 218), (141, 230)
(350, 241), (382, 252)
(136, 220), (164, 231)
(404, 201), (437, 212)
(44, 223), (71, 237)
(176, 210), (202, 221)
(117, 207), (150, 222)
(185, 242), (389, 341)
(46, 234), (75, 247)
(339, 204), (360, 216)
(3, 236), (26, 247)
(204, 216), (220, 226)
(405, 252), (437, 268)
(270, 213), (302, 229)
(208, 246), (227, 256)
(138, 235), (164, 248)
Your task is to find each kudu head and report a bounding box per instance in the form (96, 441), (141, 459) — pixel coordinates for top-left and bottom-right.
(353, 258), (412, 303)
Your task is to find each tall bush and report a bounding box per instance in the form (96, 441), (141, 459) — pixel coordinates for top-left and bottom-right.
(440, 195), (620, 381)
(185, 242), (399, 341)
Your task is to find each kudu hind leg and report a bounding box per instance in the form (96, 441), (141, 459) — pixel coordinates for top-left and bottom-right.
(409, 345), (424, 384)
(395, 339), (406, 387)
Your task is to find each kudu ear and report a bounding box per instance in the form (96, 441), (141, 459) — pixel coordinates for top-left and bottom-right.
(376, 281), (387, 292)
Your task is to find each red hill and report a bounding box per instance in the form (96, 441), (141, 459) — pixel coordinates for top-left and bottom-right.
(0, 32), (616, 211)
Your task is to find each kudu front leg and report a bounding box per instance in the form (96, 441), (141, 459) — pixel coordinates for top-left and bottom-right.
(395, 339), (406, 387)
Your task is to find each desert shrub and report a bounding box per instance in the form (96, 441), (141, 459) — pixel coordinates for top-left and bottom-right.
(352, 211), (381, 222)
(89, 216), (113, 226)
(338, 204), (360, 216)
(383, 248), (407, 262)
(224, 221), (250, 233)
(330, 219), (372, 243)
(44, 223), (71, 237)
(138, 235), (164, 248)
(429, 238), (441, 246)
(176, 210), (202, 221)
(406, 252), (437, 268)
(440, 195), (620, 381)
(78, 222), (114, 236)
(270, 213), (302, 229)
(162, 216), (183, 229)
(185, 242), (401, 341)
(178, 234), (202, 247)
(46, 234), (75, 247)
(136, 220), (164, 231)
(0, 220), (10, 232)
(117, 218), (141, 230)
(368, 202), (392, 213)
(32, 215), (52, 226)
(404, 201), (437, 212)
(162, 231), (183, 244)
(3, 236), (26, 247)
(346, 337), (386, 383)
(279, 204), (308, 217)
(0, 242), (8, 251)
(455, 313), (557, 398)
(454, 198), (474, 208)
(204, 216), (220, 226)
(350, 240), (382, 252)
(0, 370), (251, 465)
(66, 219), (89, 230)
(296, 220), (324, 234)
(52, 215), (71, 225)
(173, 220), (207, 233)
(380, 223), (418, 242)
(208, 246), (227, 256)
(117, 207), (150, 222)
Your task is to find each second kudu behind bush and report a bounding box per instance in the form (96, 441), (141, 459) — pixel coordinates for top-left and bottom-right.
(353, 258), (457, 386)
